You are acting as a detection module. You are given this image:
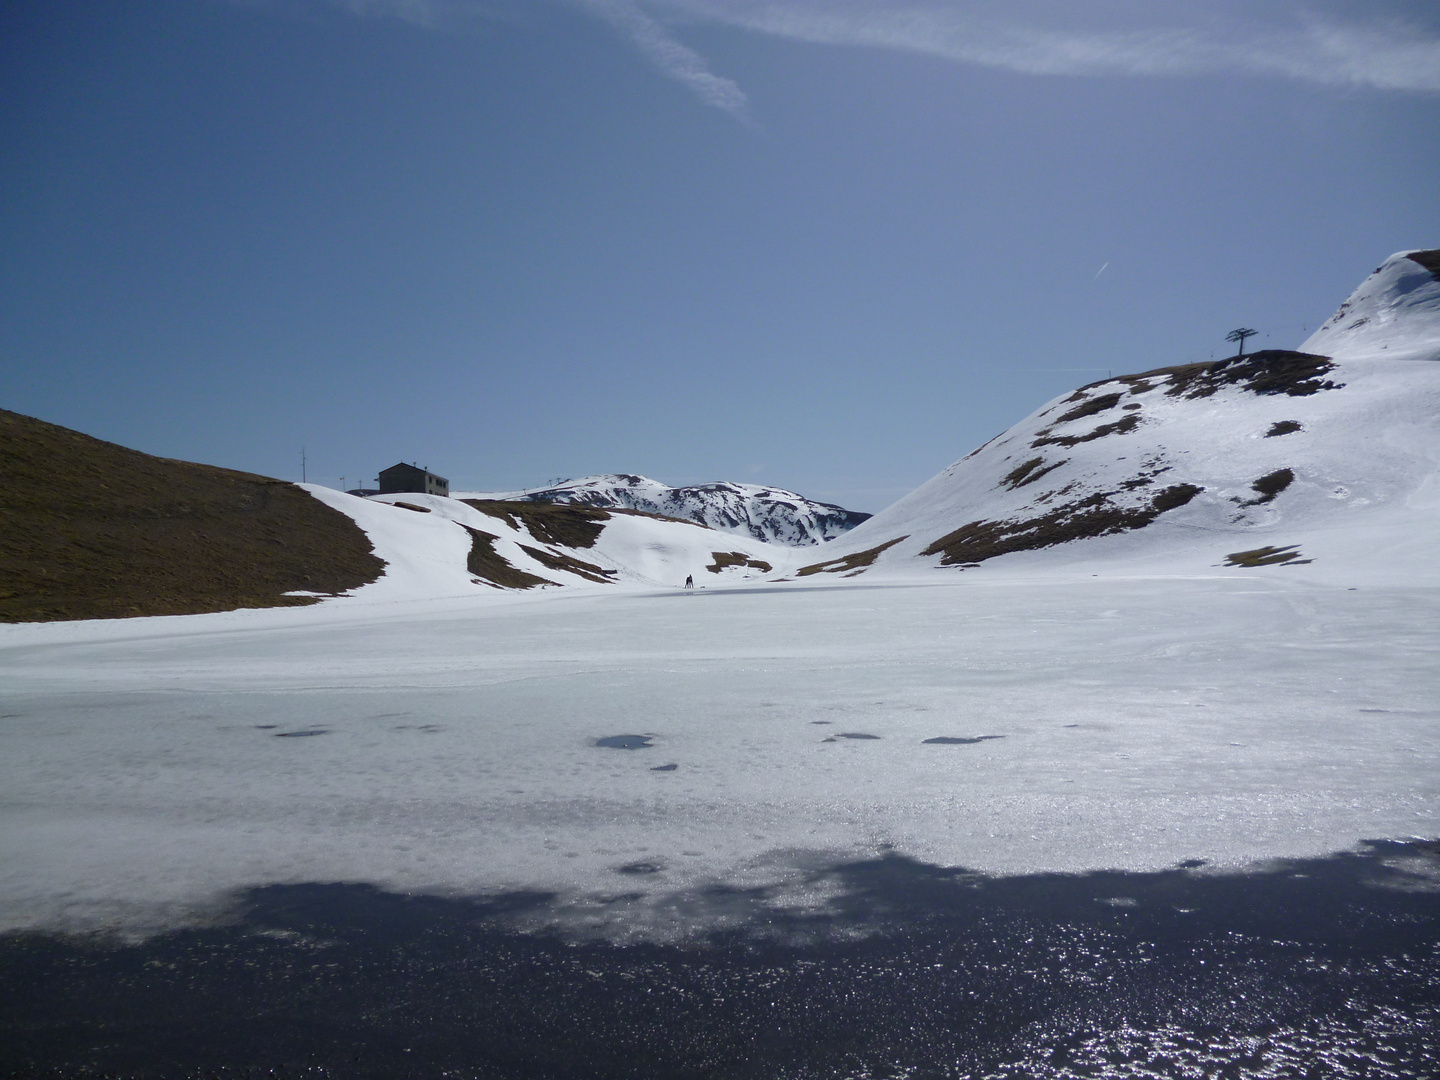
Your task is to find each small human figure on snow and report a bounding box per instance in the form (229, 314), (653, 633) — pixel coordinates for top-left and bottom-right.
(684, 575), (694, 589)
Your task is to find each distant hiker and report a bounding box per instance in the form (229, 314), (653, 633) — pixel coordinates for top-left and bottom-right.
(684, 575), (694, 589)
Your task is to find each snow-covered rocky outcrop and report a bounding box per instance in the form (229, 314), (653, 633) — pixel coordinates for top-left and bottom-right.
(796, 250), (1440, 581)
(458, 475), (869, 546)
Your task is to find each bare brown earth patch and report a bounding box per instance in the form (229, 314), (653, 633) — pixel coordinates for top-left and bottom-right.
(1002, 457), (1068, 490)
(1246, 469), (1295, 506)
(922, 484), (1202, 567)
(1002, 458), (1043, 488)
(0, 408), (384, 622)
(796, 536), (908, 577)
(1265, 421), (1303, 438)
(461, 527), (553, 589)
(392, 502), (431, 513)
(1031, 412), (1141, 450)
(1053, 392), (1123, 425)
(1225, 545), (1312, 568)
(706, 552), (774, 574)
(1076, 351), (1340, 400)
(519, 544), (617, 584)
(462, 500), (611, 548)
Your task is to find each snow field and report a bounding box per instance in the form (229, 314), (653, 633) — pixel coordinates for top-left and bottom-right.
(2, 569), (1436, 937)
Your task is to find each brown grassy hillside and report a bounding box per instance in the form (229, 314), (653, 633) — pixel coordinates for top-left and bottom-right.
(0, 409), (385, 622)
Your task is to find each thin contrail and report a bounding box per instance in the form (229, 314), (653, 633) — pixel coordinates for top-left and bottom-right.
(1094, 262), (1109, 280)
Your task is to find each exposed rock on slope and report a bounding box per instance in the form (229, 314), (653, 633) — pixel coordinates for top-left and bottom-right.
(467, 475), (869, 546)
(0, 409), (384, 622)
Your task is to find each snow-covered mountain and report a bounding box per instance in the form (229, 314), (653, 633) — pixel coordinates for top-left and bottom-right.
(797, 249), (1440, 581)
(457, 475), (869, 546)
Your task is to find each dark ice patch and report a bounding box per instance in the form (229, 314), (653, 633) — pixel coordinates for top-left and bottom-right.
(616, 861), (663, 876)
(923, 736), (1005, 745)
(596, 735), (652, 750)
(275, 729), (328, 738)
(838, 733), (880, 740)
(650, 763), (678, 772)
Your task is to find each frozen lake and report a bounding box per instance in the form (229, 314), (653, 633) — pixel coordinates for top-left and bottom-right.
(3, 567), (1437, 938)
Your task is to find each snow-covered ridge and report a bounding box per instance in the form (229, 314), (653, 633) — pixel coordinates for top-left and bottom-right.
(1301, 248), (1440, 362)
(456, 474), (870, 546)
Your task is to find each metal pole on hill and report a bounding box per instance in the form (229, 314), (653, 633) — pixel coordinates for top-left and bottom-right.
(1226, 328), (1257, 357)
(302, 447), (306, 484)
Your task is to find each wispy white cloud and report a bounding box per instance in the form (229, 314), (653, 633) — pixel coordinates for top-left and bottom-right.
(311, 0), (450, 28)
(568, 0), (749, 116)
(271, 0), (1440, 113)
(288, 0), (535, 31)
(295, 0), (749, 114)
(648, 0), (1440, 94)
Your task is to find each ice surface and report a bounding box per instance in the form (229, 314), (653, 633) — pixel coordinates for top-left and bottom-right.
(2, 565), (1437, 937)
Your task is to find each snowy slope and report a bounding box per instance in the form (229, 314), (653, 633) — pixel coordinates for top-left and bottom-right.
(459, 474), (869, 546)
(801, 254), (1440, 584)
(1301, 248), (1440, 362)
(303, 488), (781, 601)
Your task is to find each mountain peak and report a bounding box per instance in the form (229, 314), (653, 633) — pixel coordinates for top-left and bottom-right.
(458, 474), (870, 546)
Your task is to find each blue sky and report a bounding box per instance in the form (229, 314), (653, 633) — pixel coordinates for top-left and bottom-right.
(3, 1), (1438, 510)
